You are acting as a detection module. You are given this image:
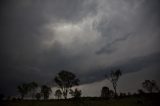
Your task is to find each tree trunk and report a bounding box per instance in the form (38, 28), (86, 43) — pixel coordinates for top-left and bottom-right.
(63, 89), (68, 99)
(113, 86), (117, 98)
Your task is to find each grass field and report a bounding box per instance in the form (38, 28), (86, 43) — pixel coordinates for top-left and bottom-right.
(1, 96), (159, 106)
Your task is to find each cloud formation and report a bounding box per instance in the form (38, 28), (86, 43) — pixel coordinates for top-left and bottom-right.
(0, 0), (160, 96)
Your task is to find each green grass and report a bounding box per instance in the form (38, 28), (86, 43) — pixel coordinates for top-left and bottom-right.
(1, 97), (159, 106)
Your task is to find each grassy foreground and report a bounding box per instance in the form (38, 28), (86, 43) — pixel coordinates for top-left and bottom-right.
(0, 96), (159, 106)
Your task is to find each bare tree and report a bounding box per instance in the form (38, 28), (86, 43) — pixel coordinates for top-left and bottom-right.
(106, 69), (122, 97)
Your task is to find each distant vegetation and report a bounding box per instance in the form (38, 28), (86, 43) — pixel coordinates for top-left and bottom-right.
(142, 80), (159, 93)
(41, 85), (52, 100)
(17, 82), (38, 100)
(0, 70), (160, 106)
(54, 70), (79, 99)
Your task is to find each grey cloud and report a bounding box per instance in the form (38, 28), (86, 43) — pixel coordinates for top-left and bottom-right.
(96, 32), (132, 54)
(80, 52), (160, 84)
(0, 0), (160, 96)
(0, 0), (98, 95)
(95, 0), (160, 55)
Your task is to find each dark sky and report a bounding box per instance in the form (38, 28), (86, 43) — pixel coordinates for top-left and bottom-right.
(0, 0), (160, 96)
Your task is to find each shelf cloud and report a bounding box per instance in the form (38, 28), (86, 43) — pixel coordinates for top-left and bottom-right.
(0, 0), (160, 96)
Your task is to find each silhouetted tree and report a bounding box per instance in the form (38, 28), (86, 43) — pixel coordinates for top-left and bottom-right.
(109, 90), (114, 98)
(101, 86), (114, 99)
(35, 93), (41, 100)
(138, 89), (145, 96)
(17, 83), (29, 100)
(54, 70), (79, 99)
(69, 88), (82, 99)
(55, 89), (62, 99)
(119, 92), (126, 98)
(28, 82), (38, 99)
(127, 92), (131, 96)
(142, 80), (159, 93)
(101, 86), (110, 98)
(41, 85), (52, 100)
(106, 69), (122, 97)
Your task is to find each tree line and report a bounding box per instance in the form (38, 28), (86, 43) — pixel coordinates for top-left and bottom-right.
(1, 69), (159, 101)
(16, 70), (81, 100)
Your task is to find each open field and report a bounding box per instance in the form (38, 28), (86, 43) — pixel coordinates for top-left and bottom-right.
(1, 96), (159, 106)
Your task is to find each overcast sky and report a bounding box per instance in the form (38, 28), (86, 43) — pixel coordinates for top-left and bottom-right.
(0, 0), (160, 97)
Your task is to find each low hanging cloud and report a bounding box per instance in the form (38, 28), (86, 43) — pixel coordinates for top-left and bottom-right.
(0, 0), (160, 96)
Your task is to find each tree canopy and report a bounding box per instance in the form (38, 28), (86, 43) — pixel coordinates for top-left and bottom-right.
(41, 85), (52, 100)
(142, 80), (159, 93)
(54, 70), (79, 99)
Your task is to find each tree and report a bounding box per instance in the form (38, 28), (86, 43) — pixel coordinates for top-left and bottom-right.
(54, 70), (79, 99)
(119, 92), (126, 98)
(127, 92), (131, 96)
(17, 83), (29, 100)
(28, 82), (38, 99)
(35, 93), (41, 100)
(101, 86), (114, 99)
(142, 80), (159, 93)
(109, 90), (114, 98)
(55, 89), (62, 99)
(41, 85), (52, 100)
(101, 86), (110, 99)
(69, 88), (82, 99)
(106, 69), (122, 97)
(137, 89), (145, 95)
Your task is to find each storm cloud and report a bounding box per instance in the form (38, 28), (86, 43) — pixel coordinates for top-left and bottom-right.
(0, 0), (160, 96)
